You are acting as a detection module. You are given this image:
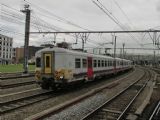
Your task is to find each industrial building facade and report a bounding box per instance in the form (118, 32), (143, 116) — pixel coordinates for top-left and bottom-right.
(0, 34), (13, 64)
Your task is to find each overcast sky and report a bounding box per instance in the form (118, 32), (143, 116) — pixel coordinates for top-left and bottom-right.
(0, 0), (160, 54)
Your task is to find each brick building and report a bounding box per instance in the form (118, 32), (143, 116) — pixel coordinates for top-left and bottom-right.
(13, 46), (44, 64)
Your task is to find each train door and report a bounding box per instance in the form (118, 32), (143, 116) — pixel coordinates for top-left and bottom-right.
(87, 57), (93, 79)
(44, 53), (52, 74)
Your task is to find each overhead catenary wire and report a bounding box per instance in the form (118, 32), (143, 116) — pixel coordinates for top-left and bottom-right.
(92, 0), (143, 47)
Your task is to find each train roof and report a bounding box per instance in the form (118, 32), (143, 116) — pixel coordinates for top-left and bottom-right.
(35, 47), (132, 62)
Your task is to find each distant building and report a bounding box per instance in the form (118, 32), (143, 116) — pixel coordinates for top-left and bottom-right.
(13, 46), (44, 64)
(0, 34), (13, 64)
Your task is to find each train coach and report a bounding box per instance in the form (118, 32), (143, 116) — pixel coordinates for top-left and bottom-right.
(35, 47), (132, 89)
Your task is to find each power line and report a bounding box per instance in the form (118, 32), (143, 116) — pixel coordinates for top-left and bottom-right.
(92, 0), (143, 47)
(113, 0), (133, 27)
(25, 0), (90, 31)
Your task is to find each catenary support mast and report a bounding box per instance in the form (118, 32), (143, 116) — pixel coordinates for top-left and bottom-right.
(21, 4), (31, 73)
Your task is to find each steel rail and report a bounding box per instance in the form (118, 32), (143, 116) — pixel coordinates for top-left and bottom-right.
(149, 101), (160, 120)
(0, 90), (54, 114)
(0, 74), (34, 80)
(0, 80), (36, 89)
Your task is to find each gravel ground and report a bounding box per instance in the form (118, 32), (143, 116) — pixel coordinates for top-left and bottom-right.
(45, 93), (108, 120)
(1, 68), (142, 120)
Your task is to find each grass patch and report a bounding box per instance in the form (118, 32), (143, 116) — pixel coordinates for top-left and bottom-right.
(0, 64), (35, 73)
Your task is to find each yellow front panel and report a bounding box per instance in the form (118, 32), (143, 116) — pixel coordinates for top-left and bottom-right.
(44, 54), (52, 74)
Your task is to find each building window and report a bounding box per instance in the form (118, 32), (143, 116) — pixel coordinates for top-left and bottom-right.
(94, 60), (97, 67)
(75, 58), (81, 68)
(82, 59), (87, 68)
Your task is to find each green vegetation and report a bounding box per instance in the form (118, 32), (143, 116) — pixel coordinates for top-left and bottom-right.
(0, 64), (35, 73)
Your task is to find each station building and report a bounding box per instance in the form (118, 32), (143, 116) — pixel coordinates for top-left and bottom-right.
(0, 34), (13, 64)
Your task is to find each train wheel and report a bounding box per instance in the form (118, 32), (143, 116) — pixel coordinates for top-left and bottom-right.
(41, 78), (49, 89)
(51, 84), (58, 91)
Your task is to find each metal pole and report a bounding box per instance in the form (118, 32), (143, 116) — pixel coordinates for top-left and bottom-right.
(21, 5), (31, 73)
(114, 36), (117, 73)
(123, 43), (125, 59)
(154, 50), (156, 67)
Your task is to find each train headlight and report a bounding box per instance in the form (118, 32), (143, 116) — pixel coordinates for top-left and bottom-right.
(60, 76), (63, 79)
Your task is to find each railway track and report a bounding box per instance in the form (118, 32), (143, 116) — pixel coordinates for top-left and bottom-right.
(81, 69), (152, 120)
(149, 101), (160, 120)
(0, 75), (36, 89)
(0, 89), (54, 114)
(0, 80), (36, 89)
(0, 72), (34, 80)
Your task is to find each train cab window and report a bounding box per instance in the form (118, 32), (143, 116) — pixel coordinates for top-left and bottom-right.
(46, 56), (50, 68)
(102, 60), (104, 67)
(94, 60), (97, 67)
(82, 59), (87, 68)
(36, 57), (41, 67)
(75, 58), (81, 68)
(98, 60), (101, 67)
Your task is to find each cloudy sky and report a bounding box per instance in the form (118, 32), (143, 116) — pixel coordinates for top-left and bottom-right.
(0, 0), (160, 54)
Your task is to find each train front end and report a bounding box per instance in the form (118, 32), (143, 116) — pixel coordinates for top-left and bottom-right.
(35, 48), (72, 90)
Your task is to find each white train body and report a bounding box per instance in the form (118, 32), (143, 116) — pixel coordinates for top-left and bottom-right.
(35, 47), (132, 89)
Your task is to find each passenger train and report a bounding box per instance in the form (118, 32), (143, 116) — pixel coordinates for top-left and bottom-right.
(35, 47), (133, 89)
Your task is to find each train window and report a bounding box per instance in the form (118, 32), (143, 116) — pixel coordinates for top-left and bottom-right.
(36, 57), (41, 67)
(46, 56), (50, 68)
(94, 60), (97, 67)
(102, 60), (104, 67)
(82, 59), (87, 68)
(111, 61), (113, 66)
(107, 61), (109, 66)
(105, 61), (107, 67)
(108, 61), (110, 66)
(75, 58), (81, 68)
(98, 60), (101, 67)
